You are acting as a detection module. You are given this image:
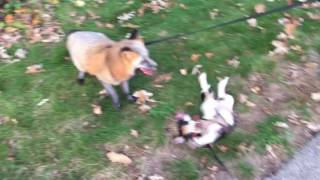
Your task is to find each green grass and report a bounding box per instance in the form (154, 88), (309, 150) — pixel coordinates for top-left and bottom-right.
(253, 116), (290, 154)
(238, 161), (254, 179)
(0, 0), (319, 179)
(167, 159), (199, 180)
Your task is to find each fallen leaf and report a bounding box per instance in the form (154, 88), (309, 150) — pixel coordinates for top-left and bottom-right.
(98, 89), (108, 97)
(154, 73), (172, 84)
(148, 174), (164, 180)
(74, 0), (86, 7)
(245, 101), (256, 107)
(255, 4), (266, 14)
(130, 129), (139, 138)
(179, 69), (188, 76)
(247, 18), (257, 27)
(227, 56), (240, 68)
(274, 121), (289, 129)
(250, 86), (261, 94)
(209, 9), (220, 19)
(105, 23), (114, 29)
(121, 23), (140, 28)
(270, 40), (289, 55)
(238, 94), (248, 104)
(91, 104), (102, 115)
(307, 12), (320, 20)
(139, 104), (152, 113)
(37, 98), (49, 106)
(185, 102), (194, 106)
(25, 64), (45, 74)
(14, 49), (27, 59)
(306, 122), (320, 133)
(179, 3), (187, 9)
(133, 90), (154, 105)
(217, 145), (229, 152)
(205, 52), (214, 58)
(266, 144), (277, 159)
(191, 54), (201, 62)
(5, 15), (15, 24)
(311, 92), (320, 102)
(106, 151), (132, 165)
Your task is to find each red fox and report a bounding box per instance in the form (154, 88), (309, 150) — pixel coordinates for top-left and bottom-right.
(66, 30), (157, 110)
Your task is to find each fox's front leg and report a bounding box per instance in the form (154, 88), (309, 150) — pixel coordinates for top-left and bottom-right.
(101, 82), (120, 110)
(120, 81), (136, 102)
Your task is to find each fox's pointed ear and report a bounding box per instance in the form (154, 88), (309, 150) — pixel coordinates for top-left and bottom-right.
(128, 29), (139, 39)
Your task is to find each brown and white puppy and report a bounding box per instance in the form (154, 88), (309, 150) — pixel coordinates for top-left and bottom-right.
(174, 74), (235, 148)
(66, 30), (157, 110)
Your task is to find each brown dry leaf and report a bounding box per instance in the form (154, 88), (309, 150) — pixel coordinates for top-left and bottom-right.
(179, 69), (188, 76)
(154, 73), (172, 84)
(106, 151), (132, 165)
(306, 122), (320, 133)
(284, 19), (299, 37)
(31, 13), (42, 26)
(5, 15), (15, 24)
(270, 40), (289, 55)
(98, 89), (108, 97)
(274, 122), (289, 129)
(191, 54), (201, 62)
(266, 144), (277, 159)
(130, 129), (139, 138)
(255, 4), (266, 14)
(105, 23), (114, 29)
(247, 18), (257, 27)
(185, 102), (194, 106)
(311, 92), (320, 102)
(153, 84), (164, 88)
(5, 27), (18, 33)
(91, 104), (102, 115)
(179, 3), (187, 9)
(307, 12), (320, 20)
(205, 52), (214, 58)
(133, 90), (154, 105)
(245, 101), (256, 107)
(121, 23), (140, 28)
(227, 56), (240, 68)
(217, 145), (229, 152)
(25, 64), (45, 74)
(250, 86), (261, 94)
(139, 104), (151, 113)
(238, 93), (248, 104)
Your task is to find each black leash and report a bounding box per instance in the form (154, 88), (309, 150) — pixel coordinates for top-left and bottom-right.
(206, 144), (231, 174)
(145, 0), (319, 46)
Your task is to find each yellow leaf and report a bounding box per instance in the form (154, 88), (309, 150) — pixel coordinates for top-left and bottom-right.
(106, 152), (132, 165)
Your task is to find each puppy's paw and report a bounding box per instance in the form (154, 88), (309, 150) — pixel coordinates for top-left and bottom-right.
(77, 78), (85, 85)
(127, 95), (137, 103)
(173, 137), (186, 144)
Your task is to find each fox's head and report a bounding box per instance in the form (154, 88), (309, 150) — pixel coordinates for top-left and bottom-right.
(119, 29), (157, 76)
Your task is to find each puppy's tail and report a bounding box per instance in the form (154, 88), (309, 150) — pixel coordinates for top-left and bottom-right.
(198, 72), (211, 93)
(217, 77), (229, 99)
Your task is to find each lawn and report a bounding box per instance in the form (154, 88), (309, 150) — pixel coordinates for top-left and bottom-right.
(0, 0), (320, 179)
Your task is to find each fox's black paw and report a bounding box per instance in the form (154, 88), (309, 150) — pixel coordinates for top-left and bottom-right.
(127, 95), (137, 103)
(112, 102), (121, 111)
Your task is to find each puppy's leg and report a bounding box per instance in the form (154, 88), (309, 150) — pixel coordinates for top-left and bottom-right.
(120, 81), (136, 102)
(77, 71), (86, 85)
(217, 77), (229, 99)
(101, 82), (120, 110)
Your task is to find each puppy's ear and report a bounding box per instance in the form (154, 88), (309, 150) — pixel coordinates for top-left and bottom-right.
(128, 29), (139, 40)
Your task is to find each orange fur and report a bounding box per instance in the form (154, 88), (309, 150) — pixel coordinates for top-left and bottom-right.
(83, 45), (140, 85)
